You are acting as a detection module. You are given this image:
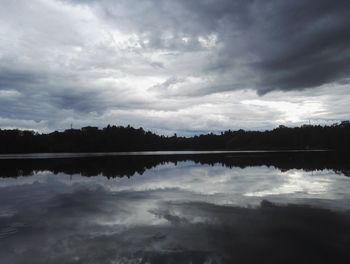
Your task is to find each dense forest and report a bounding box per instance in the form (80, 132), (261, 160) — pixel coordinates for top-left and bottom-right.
(0, 121), (350, 153)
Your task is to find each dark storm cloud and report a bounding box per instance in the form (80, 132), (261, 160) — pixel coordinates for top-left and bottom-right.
(200, 0), (350, 94)
(252, 0), (350, 94)
(0, 68), (43, 90)
(71, 0), (350, 94)
(0, 64), (146, 120)
(0, 66), (96, 115)
(216, 0), (350, 94)
(1, 0), (350, 132)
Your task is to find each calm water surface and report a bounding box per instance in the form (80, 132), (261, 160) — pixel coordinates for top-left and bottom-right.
(1, 151), (350, 263)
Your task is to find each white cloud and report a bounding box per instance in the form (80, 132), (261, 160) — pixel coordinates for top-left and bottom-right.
(0, 0), (349, 134)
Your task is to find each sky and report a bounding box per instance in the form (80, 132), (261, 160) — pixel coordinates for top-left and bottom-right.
(0, 0), (350, 135)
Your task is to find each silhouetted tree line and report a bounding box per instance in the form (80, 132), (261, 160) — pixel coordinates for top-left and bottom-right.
(1, 151), (350, 178)
(0, 122), (350, 153)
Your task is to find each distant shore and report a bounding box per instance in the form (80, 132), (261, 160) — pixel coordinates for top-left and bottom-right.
(0, 122), (349, 153)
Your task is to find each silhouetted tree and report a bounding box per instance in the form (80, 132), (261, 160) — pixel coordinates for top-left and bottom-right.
(0, 122), (349, 153)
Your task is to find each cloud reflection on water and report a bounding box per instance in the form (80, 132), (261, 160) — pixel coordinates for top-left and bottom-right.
(1, 154), (350, 263)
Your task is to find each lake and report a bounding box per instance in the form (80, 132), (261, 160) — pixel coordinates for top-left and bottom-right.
(1, 151), (350, 263)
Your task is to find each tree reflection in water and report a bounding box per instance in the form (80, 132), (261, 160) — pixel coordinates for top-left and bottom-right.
(0, 151), (350, 263)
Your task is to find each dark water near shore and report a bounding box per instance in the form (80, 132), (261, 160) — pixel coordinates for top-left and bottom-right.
(1, 151), (350, 263)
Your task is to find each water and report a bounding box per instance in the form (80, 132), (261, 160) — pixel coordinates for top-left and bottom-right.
(0, 151), (350, 263)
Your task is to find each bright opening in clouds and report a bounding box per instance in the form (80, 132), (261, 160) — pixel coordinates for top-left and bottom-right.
(0, 0), (350, 134)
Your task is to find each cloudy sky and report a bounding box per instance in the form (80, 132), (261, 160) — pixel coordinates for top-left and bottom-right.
(1, 0), (350, 135)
